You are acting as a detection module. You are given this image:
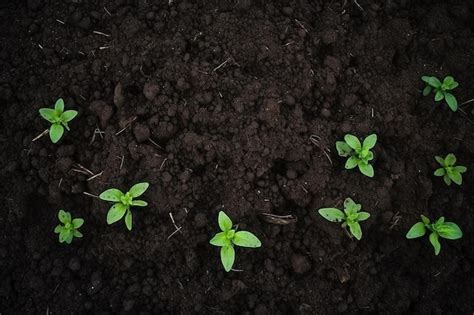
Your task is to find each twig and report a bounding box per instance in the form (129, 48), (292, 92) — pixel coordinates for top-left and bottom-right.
(83, 192), (99, 198)
(148, 138), (163, 149)
(294, 19), (309, 34)
(213, 58), (231, 72)
(74, 163), (94, 176)
(118, 155), (125, 170)
(56, 19), (65, 25)
(93, 30), (111, 37)
(160, 158), (168, 170)
(32, 129), (49, 142)
(87, 171), (103, 182)
(58, 178), (63, 188)
(309, 135), (333, 166)
(104, 7), (112, 16)
(460, 98), (474, 107)
(115, 117), (137, 135)
(167, 226), (182, 240)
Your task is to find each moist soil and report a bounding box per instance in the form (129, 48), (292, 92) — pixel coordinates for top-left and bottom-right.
(1, 0), (474, 313)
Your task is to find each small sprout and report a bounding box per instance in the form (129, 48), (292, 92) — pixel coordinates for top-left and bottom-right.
(434, 153), (467, 186)
(54, 209), (84, 244)
(39, 98), (78, 143)
(421, 75), (459, 112)
(336, 134), (377, 177)
(406, 215), (462, 255)
(209, 211), (261, 272)
(318, 198), (370, 240)
(99, 182), (149, 231)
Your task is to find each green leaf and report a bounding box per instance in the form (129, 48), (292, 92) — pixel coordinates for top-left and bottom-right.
(50, 123), (64, 143)
(318, 208), (345, 222)
(72, 218), (84, 229)
(437, 222), (462, 240)
(132, 200), (148, 207)
(54, 225), (62, 233)
(99, 188), (124, 202)
(448, 81), (459, 90)
(125, 210), (133, 231)
(335, 141), (352, 157)
(429, 232), (441, 255)
(422, 85), (432, 96)
(362, 134), (377, 150)
(220, 245), (235, 272)
(344, 134), (361, 150)
(73, 230), (83, 238)
(39, 108), (56, 123)
(348, 222), (362, 240)
(343, 198), (360, 212)
(443, 76), (454, 86)
(54, 98), (65, 112)
(210, 232), (230, 247)
(421, 215), (430, 225)
(106, 203), (127, 224)
(129, 182), (149, 198)
(59, 229), (70, 243)
(448, 171), (462, 185)
(428, 77), (442, 88)
(233, 231), (262, 248)
(358, 163), (374, 177)
(64, 234), (73, 244)
(58, 210), (71, 224)
(406, 222), (426, 239)
(445, 154), (456, 166)
(455, 165), (467, 173)
(345, 156), (358, 169)
(61, 110), (78, 122)
(443, 175), (452, 186)
(218, 211), (233, 231)
(434, 90), (444, 101)
(444, 93), (457, 112)
(433, 168), (445, 176)
(421, 76), (431, 83)
(434, 156), (445, 166)
(357, 212), (370, 221)
(435, 217), (445, 225)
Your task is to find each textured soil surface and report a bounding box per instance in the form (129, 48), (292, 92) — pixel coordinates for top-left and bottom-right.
(1, 0), (474, 313)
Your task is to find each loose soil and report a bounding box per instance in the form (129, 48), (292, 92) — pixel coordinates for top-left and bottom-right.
(1, 0), (474, 313)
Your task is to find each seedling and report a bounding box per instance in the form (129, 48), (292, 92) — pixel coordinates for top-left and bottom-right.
(421, 76), (459, 112)
(209, 211), (261, 272)
(54, 209), (84, 244)
(39, 98), (78, 143)
(336, 134), (377, 177)
(318, 198), (370, 240)
(434, 154), (467, 186)
(406, 215), (462, 255)
(99, 182), (149, 231)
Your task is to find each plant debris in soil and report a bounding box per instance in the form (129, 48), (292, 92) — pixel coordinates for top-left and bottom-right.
(1, 0), (474, 313)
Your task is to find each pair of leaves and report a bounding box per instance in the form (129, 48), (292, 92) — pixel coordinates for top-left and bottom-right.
(209, 211), (262, 272)
(99, 183), (149, 231)
(39, 98), (78, 143)
(318, 198), (370, 240)
(55, 210), (84, 244)
(421, 76), (459, 112)
(406, 215), (463, 255)
(336, 134), (377, 178)
(434, 154), (467, 186)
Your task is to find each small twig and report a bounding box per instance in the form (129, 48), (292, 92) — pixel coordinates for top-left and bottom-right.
(93, 30), (111, 37)
(32, 129), (49, 142)
(353, 0), (365, 12)
(118, 155), (125, 170)
(167, 226), (182, 240)
(460, 98), (474, 107)
(160, 158), (168, 170)
(87, 171), (103, 182)
(74, 163), (94, 176)
(213, 58), (231, 72)
(83, 192), (99, 198)
(104, 7), (112, 16)
(115, 117), (137, 135)
(309, 135), (333, 166)
(148, 138), (163, 149)
(58, 178), (63, 188)
(294, 19), (309, 34)
(56, 19), (65, 25)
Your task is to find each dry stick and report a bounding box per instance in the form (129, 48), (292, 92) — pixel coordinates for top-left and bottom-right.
(93, 30), (111, 37)
(56, 19), (65, 25)
(115, 117), (137, 135)
(160, 158), (168, 170)
(58, 178), (63, 188)
(83, 192), (99, 198)
(32, 129), (49, 142)
(309, 135), (333, 166)
(460, 98), (474, 107)
(148, 138), (163, 149)
(104, 6), (112, 16)
(294, 19), (309, 33)
(118, 155), (125, 169)
(353, 0), (365, 12)
(87, 171), (103, 182)
(167, 212), (182, 240)
(75, 163), (94, 176)
(213, 58), (231, 72)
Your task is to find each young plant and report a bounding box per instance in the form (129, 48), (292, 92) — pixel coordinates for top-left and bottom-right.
(434, 154), (467, 186)
(54, 209), (84, 244)
(209, 211), (261, 272)
(39, 98), (78, 143)
(422, 75), (459, 112)
(318, 198), (370, 240)
(406, 215), (462, 255)
(336, 134), (377, 177)
(99, 182), (149, 231)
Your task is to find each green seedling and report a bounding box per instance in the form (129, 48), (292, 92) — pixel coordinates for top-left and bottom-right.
(336, 134), (377, 177)
(318, 198), (370, 240)
(54, 209), (84, 244)
(406, 215), (462, 255)
(434, 153), (467, 186)
(99, 182), (149, 231)
(209, 211), (261, 272)
(39, 98), (78, 143)
(422, 75), (459, 112)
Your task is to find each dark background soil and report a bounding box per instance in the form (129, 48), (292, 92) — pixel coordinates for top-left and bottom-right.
(1, 0), (474, 313)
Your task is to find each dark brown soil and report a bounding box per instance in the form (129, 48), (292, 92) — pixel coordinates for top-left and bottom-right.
(1, 0), (474, 313)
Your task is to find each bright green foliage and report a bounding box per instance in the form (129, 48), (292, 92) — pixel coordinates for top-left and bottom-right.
(209, 211), (261, 272)
(421, 76), (459, 112)
(54, 209), (84, 244)
(406, 215), (462, 255)
(99, 182), (149, 231)
(39, 98), (78, 143)
(434, 154), (467, 186)
(318, 198), (370, 240)
(336, 134), (377, 177)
